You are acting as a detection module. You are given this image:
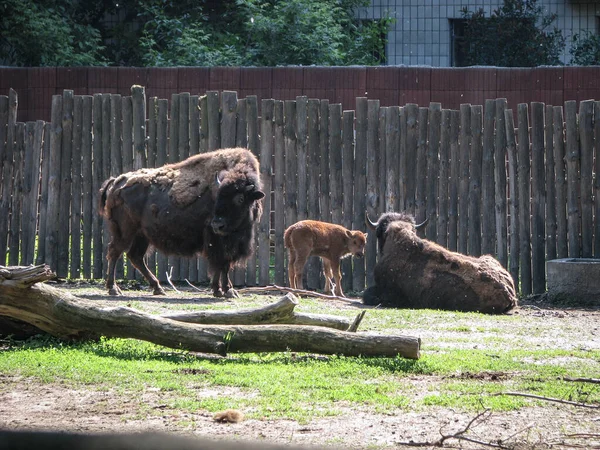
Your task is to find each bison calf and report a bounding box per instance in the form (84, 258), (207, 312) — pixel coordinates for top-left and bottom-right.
(363, 212), (517, 314)
(284, 220), (367, 297)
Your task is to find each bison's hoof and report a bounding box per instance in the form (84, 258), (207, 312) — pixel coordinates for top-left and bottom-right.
(108, 286), (122, 296)
(224, 289), (239, 299)
(213, 289), (224, 298)
(153, 288), (166, 295)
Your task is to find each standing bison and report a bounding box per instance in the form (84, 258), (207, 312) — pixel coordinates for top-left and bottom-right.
(363, 212), (517, 314)
(99, 147), (264, 298)
(284, 220), (367, 297)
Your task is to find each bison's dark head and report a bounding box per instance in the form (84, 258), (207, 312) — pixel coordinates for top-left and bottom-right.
(366, 212), (428, 254)
(211, 174), (265, 236)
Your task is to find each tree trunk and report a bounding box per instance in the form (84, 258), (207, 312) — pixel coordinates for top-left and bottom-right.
(0, 265), (421, 359)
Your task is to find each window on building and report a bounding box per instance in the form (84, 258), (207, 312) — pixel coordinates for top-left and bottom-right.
(450, 19), (467, 67)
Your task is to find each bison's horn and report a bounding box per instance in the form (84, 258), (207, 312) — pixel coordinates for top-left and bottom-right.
(244, 184), (255, 192)
(365, 211), (378, 230)
(215, 172), (222, 186)
(415, 217), (429, 230)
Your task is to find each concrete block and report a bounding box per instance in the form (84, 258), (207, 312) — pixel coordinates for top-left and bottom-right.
(546, 258), (600, 307)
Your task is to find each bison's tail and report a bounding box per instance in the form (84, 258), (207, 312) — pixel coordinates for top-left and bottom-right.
(98, 177), (116, 218)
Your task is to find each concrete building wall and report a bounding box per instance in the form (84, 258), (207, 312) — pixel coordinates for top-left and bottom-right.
(357, 1), (600, 67)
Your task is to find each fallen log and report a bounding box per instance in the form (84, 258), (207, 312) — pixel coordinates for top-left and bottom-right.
(0, 265), (421, 359)
(162, 293), (361, 331)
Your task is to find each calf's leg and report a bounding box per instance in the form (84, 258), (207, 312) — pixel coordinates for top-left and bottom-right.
(322, 259), (335, 295)
(330, 259), (344, 297)
(127, 234), (164, 295)
(291, 247), (310, 290)
(287, 249), (297, 289)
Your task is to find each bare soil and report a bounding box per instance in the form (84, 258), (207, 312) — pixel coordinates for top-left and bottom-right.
(1, 285), (599, 449)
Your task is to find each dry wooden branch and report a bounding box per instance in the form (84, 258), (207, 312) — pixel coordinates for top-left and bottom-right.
(165, 266), (181, 293)
(238, 285), (362, 304)
(493, 392), (599, 409)
(162, 293), (357, 331)
(0, 265), (420, 359)
(563, 377), (600, 385)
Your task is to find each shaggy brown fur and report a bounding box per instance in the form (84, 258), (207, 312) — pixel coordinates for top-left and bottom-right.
(213, 409), (245, 423)
(99, 147), (264, 298)
(363, 213), (517, 314)
(284, 220), (367, 297)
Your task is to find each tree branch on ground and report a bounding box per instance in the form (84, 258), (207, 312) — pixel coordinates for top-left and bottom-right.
(493, 392), (599, 409)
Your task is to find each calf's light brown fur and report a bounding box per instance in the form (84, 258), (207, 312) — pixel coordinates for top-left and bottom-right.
(284, 220), (367, 297)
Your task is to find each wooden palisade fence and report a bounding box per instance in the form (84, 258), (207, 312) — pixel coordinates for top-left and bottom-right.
(0, 86), (599, 296)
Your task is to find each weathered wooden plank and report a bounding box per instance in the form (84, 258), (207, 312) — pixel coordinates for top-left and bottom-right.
(155, 98), (169, 284)
(504, 109), (520, 288)
(199, 94), (209, 154)
(578, 100), (594, 258)
(385, 106), (400, 212)
(110, 94), (124, 280)
(131, 85), (146, 170)
(565, 100), (581, 258)
(178, 92), (191, 279)
(426, 103), (441, 242)
(37, 123), (52, 266)
(531, 102), (546, 294)
(329, 103), (343, 226)
(378, 107), (387, 220)
(81, 96), (93, 278)
(233, 97), (247, 287)
(22, 121), (44, 265)
(468, 105), (483, 257)
(594, 101), (600, 258)
(481, 99), (496, 256)
(404, 104), (418, 214)
(207, 91), (220, 151)
(121, 96), (135, 279)
(341, 110), (354, 295)
(415, 107), (428, 225)
(306, 98), (321, 290)
(8, 123), (24, 266)
(100, 93), (111, 277)
(70, 96), (83, 278)
(553, 106), (568, 259)
(166, 93), (181, 281)
(296, 96), (308, 222)
(91, 94), (104, 279)
(45, 95), (63, 272)
(448, 109), (460, 252)
(245, 95), (259, 286)
(365, 99), (380, 287)
(494, 98), (508, 267)
(0, 92), (14, 264)
(458, 104), (471, 254)
(258, 99), (274, 286)
(517, 103), (532, 296)
(189, 95), (200, 155)
(273, 101), (286, 286)
(284, 100), (298, 286)
(147, 97), (157, 168)
(352, 97), (368, 292)
(220, 91), (237, 148)
(544, 105), (557, 262)
(320, 100), (331, 223)
(437, 109), (451, 248)
(56, 90), (74, 277)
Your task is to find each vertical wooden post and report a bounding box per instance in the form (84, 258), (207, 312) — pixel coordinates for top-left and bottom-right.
(45, 94), (63, 272)
(233, 96), (247, 287)
(122, 95), (136, 279)
(494, 98), (508, 267)
(481, 99), (496, 256)
(100, 93), (111, 277)
(178, 92), (191, 280)
(273, 101), (286, 286)
(110, 94), (124, 280)
(155, 98), (169, 283)
(22, 121), (44, 265)
(245, 95), (259, 286)
(426, 103), (441, 242)
(594, 101), (600, 258)
(458, 104), (471, 254)
(0, 95), (10, 264)
(9, 123), (24, 266)
(167, 94), (180, 281)
(531, 102), (546, 294)
(207, 91), (220, 151)
(36, 123), (52, 266)
(81, 96), (93, 278)
(578, 100), (594, 258)
(448, 109), (460, 252)
(553, 106), (568, 259)
(131, 85), (146, 170)
(197, 94), (209, 284)
(306, 99), (321, 289)
(295, 96), (308, 222)
(505, 109), (520, 288)
(385, 106), (400, 212)
(320, 100), (331, 223)
(404, 104), (419, 214)
(517, 103), (532, 296)
(365, 99), (380, 287)
(378, 108), (387, 220)
(415, 107), (428, 226)
(147, 97), (157, 168)
(341, 110), (355, 294)
(565, 100), (581, 258)
(189, 95), (201, 155)
(437, 109), (451, 248)
(353, 97), (368, 292)
(91, 94), (103, 279)
(70, 96), (83, 278)
(329, 103), (343, 226)
(544, 105), (557, 262)
(258, 99), (274, 286)
(220, 91), (237, 148)
(284, 100), (298, 286)
(468, 105), (483, 256)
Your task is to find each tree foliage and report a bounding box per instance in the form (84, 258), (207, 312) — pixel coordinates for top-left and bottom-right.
(0, 0), (391, 67)
(569, 32), (600, 66)
(459, 0), (565, 67)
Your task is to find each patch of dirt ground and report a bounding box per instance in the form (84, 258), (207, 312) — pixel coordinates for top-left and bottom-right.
(1, 285), (599, 449)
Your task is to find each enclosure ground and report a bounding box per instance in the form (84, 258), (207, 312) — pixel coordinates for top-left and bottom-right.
(1, 283), (599, 449)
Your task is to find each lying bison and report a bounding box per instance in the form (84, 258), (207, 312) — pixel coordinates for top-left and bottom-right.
(99, 147), (264, 298)
(363, 212), (517, 314)
(284, 220), (367, 297)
